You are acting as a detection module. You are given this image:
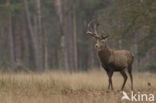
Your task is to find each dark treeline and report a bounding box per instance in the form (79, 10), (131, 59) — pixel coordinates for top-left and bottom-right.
(0, 0), (155, 72)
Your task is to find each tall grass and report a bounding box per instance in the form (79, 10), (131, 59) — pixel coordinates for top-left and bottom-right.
(0, 70), (155, 103)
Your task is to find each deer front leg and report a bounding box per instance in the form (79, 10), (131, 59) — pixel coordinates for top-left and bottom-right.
(107, 71), (114, 90)
(120, 70), (127, 90)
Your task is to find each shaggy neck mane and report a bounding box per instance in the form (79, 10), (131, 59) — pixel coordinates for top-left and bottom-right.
(97, 45), (112, 64)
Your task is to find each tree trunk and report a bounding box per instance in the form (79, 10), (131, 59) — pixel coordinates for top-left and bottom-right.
(22, 20), (30, 66)
(23, 0), (43, 71)
(55, 0), (63, 24)
(72, 2), (78, 70)
(61, 0), (79, 71)
(14, 17), (22, 63)
(55, 0), (64, 70)
(34, 0), (44, 69)
(6, 0), (15, 71)
(55, 0), (76, 71)
(62, 0), (74, 71)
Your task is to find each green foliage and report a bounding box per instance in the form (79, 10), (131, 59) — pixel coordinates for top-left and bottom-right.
(41, 0), (55, 14)
(0, 0), (155, 71)
(10, 3), (24, 16)
(0, 4), (9, 23)
(78, 0), (109, 17)
(80, 0), (104, 10)
(14, 62), (30, 73)
(138, 61), (156, 73)
(0, 3), (23, 24)
(147, 61), (156, 72)
(27, 0), (37, 16)
(0, 61), (10, 73)
(0, 62), (30, 73)
(138, 30), (156, 57)
(98, 0), (156, 55)
(0, 3), (23, 15)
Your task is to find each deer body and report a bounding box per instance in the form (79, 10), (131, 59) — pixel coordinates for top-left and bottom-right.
(87, 21), (134, 90)
(98, 48), (134, 72)
(96, 40), (134, 90)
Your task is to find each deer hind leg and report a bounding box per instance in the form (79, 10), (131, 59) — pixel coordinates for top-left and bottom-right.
(120, 70), (127, 90)
(107, 71), (114, 90)
(128, 65), (133, 90)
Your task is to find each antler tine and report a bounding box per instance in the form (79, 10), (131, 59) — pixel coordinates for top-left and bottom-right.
(86, 21), (94, 36)
(101, 34), (109, 39)
(87, 31), (99, 39)
(86, 20), (101, 39)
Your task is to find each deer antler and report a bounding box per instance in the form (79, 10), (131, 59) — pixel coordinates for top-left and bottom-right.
(86, 21), (101, 39)
(101, 35), (109, 39)
(86, 20), (110, 40)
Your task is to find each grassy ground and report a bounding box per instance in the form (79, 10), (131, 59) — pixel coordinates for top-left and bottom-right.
(0, 70), (155, 103)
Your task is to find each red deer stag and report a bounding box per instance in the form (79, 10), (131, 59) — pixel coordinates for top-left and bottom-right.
(86, 22), (134, 90)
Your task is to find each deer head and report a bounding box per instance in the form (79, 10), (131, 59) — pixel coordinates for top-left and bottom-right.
(86, 21), (109, 51)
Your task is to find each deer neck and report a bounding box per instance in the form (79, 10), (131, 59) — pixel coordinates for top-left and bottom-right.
(97, 46), (111, 64)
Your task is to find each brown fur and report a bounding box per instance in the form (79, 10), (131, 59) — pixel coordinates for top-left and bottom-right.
(98, 48), (134, 72)
(87, 22), (134, 90)
(96, 41), (134, 90)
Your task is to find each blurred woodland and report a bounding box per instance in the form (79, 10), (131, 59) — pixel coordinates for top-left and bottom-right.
(0, 0), (155, 72)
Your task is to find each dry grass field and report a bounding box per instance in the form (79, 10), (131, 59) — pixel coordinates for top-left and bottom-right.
(0, 70), (155, 103)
